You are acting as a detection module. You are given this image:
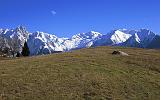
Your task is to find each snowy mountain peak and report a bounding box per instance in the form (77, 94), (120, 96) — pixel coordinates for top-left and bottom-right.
(117, 28), (128, 32)
(0, 26), (160, 56)
(110, 30), (132, 44)
(138, 29), (156, 36)
(119, 29), (157, 48)
(30, 31), (58, 43)
(15, 26), (26, 31)
(135, 29), (156, 42)
(88, 31), (102, 38)
(72, 31), (102, 39)
(14, 26), (28, 35)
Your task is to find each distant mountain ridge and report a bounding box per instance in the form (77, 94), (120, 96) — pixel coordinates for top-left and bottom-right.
(0, 26), (160, 55)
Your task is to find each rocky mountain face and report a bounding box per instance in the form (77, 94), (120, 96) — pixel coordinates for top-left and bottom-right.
(0, 26), (29, 56)
(0, 26), (160, 56)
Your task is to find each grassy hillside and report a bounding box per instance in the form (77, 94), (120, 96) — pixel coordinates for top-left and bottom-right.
(0, 46), (160, 100)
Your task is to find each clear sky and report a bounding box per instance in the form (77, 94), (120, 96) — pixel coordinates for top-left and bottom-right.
(0, 0), (160, 37)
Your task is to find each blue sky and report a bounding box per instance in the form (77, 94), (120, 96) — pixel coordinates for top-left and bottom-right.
(0, 0), (160, 37)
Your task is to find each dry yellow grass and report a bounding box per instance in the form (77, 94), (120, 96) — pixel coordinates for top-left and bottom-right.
(0, 46), (160, 100)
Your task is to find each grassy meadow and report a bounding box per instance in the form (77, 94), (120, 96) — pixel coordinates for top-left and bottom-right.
(0, 46), (160, 100)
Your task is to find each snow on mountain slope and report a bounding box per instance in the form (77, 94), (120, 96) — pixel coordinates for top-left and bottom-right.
(120, 33), (142, 47)
(27, 31), (66, 55)
(0, 27), (102, 55)
(27, 31), (102, 55)
(121, 29), (156, 48)
(93, 29), (132, 46)
(110, 30), (132, 44)
(63, 31), (102, 50)
(0, 26), (160, 56)
(0, 26), (29, 52)
(93, 29), (158, 48)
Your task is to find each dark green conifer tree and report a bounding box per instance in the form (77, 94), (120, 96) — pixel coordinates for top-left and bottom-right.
(21, 41), (30, 56)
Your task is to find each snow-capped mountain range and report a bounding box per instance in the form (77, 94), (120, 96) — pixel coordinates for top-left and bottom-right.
(0, 26), (160, 55)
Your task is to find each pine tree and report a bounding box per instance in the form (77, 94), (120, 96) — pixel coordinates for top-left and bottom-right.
(16, 52), (21, 57)
(21, 41), (30, 56)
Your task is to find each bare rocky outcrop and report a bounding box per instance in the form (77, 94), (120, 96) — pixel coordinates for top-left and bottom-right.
(112, 51), (129, 56)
